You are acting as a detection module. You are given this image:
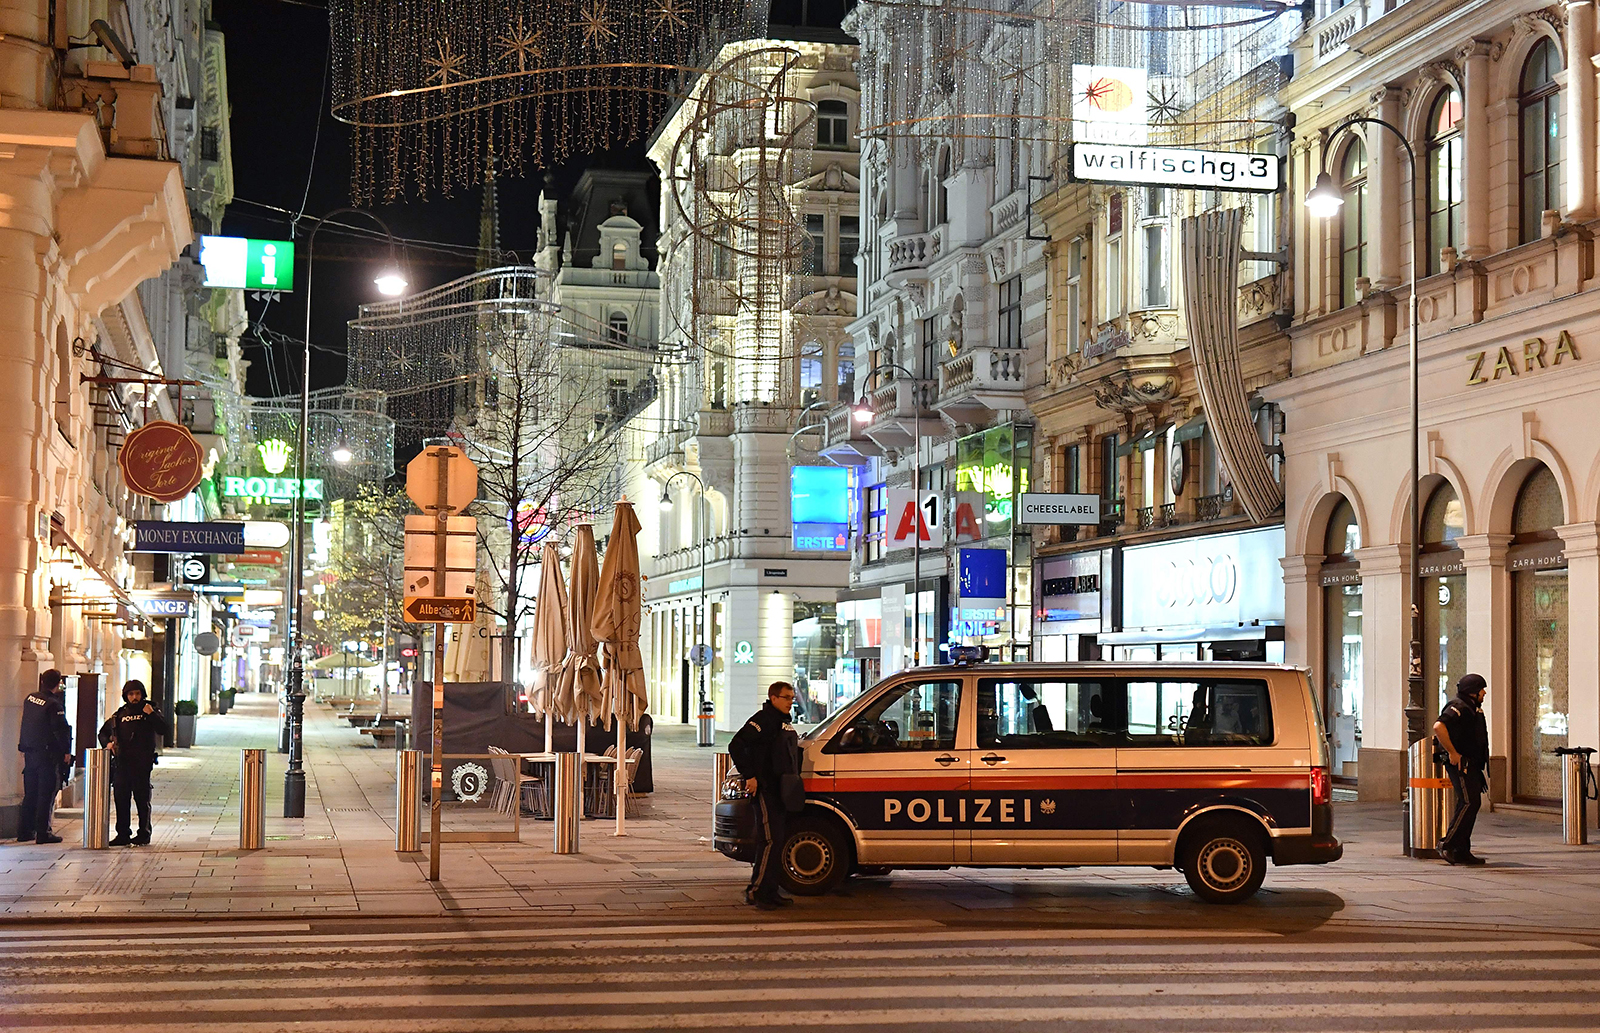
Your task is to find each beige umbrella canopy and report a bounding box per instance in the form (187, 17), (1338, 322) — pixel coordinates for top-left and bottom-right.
(590, 502), (647, 732)
(556, 524), (602, 727)
(527, 542), (568, 718)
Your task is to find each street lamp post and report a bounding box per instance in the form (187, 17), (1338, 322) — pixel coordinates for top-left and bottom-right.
(852, 361), (925, 666)
(659, 471), (710, 716)
(284, 208), (407, 819)
(1306, 117), (1426, 847)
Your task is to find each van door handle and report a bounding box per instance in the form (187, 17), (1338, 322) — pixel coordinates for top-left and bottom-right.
(934, 754), (958, 766)
(981, 753), (1006, 765)
(813, 770), (834, 777)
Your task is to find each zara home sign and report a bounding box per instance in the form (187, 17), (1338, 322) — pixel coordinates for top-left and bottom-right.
(1466, 330), (1580, 385)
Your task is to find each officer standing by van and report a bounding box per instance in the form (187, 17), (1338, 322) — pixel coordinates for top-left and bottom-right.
(1434, 672), (1490, 865)
(729, 681), (803, 910)
(98, 680), (169, 847)
(16, 669), (70, 844)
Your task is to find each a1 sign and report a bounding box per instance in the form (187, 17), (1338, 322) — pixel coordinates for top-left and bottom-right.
(885, 489), (943, 550)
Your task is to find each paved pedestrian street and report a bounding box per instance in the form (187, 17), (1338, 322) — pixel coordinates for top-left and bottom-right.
(3, 692), (1600, 936)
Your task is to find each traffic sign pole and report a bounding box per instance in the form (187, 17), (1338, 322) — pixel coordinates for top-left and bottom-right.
(428, 447), (450, 883)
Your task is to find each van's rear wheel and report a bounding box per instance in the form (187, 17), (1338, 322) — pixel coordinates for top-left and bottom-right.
(1180, 819), (1267, 904)
(779, 815), (851, 896)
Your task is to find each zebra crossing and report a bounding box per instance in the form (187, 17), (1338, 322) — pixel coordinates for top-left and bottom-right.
(2, 917), (1598, 1031)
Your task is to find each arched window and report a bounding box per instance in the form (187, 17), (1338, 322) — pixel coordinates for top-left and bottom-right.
(1324, 497), (1361, 557)
(817, 99), (850, 149)
(1510, 464), (1568, 801)
(1520, 38), (1563, 244)
(612, 241), (628, 270)
(1421, 481), (1465, 546)
(607, 312), (629, 346)
(1007, 98), (1023, 194)
(837, 341), (856, 403)
(936, 146), (951, 226)
(1321, 495), (1363, 777)
(1421, 480), (1467, 713)
(1426, 89), (1463, 275)
(1338, 140), (1368, 308)
(799, 341), (824, 407)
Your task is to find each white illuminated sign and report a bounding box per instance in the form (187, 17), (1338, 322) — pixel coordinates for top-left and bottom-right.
(1070, 143), (1281, 194)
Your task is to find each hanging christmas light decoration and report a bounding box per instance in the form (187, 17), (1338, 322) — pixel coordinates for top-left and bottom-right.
(329, 0), (767, 201)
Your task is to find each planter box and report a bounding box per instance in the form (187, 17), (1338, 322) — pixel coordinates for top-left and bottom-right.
(174, 713), (195, 748)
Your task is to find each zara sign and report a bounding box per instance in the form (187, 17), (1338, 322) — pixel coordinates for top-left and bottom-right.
(1121, 526), (1285, 630)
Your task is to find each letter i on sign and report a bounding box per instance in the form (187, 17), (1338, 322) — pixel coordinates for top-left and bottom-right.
(261, 243), (278, 287)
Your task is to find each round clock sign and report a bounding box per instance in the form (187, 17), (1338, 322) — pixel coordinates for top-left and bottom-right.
(118, 420), (205, 503)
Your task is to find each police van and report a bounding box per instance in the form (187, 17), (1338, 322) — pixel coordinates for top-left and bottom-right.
(714, 652), (1341, 904)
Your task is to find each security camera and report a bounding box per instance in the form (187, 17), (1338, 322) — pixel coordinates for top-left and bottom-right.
(90, 19), (135, 68)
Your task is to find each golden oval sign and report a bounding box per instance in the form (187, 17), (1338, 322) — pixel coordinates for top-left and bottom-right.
(118, 420), (205, 503)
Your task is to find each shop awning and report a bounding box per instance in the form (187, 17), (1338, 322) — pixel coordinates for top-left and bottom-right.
(1174, 413), (1207, 443)
(1097, 623), (1285, 645)
(1115, 430), (1162, 457)
(50, 517), (156, 634)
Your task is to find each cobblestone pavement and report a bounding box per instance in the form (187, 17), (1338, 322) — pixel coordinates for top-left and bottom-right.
(2, 691), (1597, 935)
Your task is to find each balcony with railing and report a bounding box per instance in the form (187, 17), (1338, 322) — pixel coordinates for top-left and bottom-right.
(819, 404), (881, 464)
(935, 345), (1028, 423)
(884, 227), (942, 287)
(860, 377), (939, 451)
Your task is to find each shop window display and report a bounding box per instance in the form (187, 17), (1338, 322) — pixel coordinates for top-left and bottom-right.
(1420, 484), (1466, 715)
(1511, 465), (1568, 801)
(1322, 498), (1362, 778)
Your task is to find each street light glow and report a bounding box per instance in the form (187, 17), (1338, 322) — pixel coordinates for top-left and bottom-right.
(373, 270), (409, 296)
(852, 402), (873, 424)
(658, 485), (674, 512)
(1304, 171), (1344, 220)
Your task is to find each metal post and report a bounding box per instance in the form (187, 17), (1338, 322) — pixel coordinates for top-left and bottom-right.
(82, 747), (111, 849)
(283, 659), (305, 816)
(912, 385), (921, 667)
(396, 748), (423, 852)
(553, 751), (581, 853)
(240, 749), (266, 850)
(428, 447), (450, 882)
(1406, 739), (1447, 858)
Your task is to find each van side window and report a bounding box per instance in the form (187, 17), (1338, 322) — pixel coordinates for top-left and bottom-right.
(976, 680), (1119, 749)
(826, 680), (962, 753)
(1122, 678), (1274, 747)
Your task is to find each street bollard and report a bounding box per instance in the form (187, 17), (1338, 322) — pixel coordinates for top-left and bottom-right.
(396, 749), (423, 852)
(239, 749), (266, 850)
(696, 701), (716, 747)
(712, 751), (733, 848)
(1406, 739), (1449, 859)
(553, 752), (581, 855)
(277, 695), (289, 754)
(82, 748), (112, 850)
(1555, 746), (1598, 846)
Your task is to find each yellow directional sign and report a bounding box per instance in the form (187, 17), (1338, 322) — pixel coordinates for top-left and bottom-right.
(403, 596), (477, 624)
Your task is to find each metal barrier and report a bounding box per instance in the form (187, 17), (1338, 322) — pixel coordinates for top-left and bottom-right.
(239, 749), (266, 850)
(1555, 746), (1598, 846)
(82, 748), (111, 849)
(696, 701), (716, 747)
(553, 753), (581, 854)
(396, 749), (423, 852)
(1406, 739), (1450, 859)
(712, 751), (733, 847)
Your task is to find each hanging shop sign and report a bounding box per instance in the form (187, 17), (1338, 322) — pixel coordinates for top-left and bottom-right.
(1122, 526), (1285, 630)
(198, 236), (295, 292)
(885, 489), (943, 550)
(1018, 493), (1102, 526)
(791, 466), (851, 552)
(131, 592), (195, 618)
(222, 476), (325, 502)
(177, 556), (210, 584)
(1071, 65), (1148, 146)
(1068, 143), (1281, 194)
(119, 421), (205, 503)
(134, 521), (246, 555)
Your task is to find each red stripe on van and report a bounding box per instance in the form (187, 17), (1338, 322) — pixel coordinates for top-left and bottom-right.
(831, 777), (973, 793)
(1116, 772), (1309, 791)
(969, 775), (1118, 791)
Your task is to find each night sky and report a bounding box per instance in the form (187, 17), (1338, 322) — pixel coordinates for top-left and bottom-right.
(214, 0), (648, 401)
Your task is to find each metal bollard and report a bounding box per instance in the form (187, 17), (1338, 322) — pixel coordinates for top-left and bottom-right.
(82, 748), (112, 849)
(396, 749), (423, 852)
(239, 749), (266, 850)
(1406, 739), (1450, 859)
(1555, 746), (1597, 846)
(712, 751), (732, 847)
(277, 696), (289, 754)
(696, 701), (716, 747)
(553, 752), (581, 854)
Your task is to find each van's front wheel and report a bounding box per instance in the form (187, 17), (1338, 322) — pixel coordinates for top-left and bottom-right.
(1179, 820), (1267, 904)
(779, 815), (851, 896)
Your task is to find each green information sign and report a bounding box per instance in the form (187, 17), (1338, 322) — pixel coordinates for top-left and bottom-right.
(199, 235), (296, 291)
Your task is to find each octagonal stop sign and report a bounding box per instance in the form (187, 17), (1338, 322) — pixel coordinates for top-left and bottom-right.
(405, 445), (478, 513)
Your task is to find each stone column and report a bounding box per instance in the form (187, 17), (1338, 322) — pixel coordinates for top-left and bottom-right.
(1565, 0), (1598, 221)
(1458, 533), (1512, 799)
(1353, 543), (1411, 801)
(1557, 522), (1600, 761)
(1459, 41), (1493, 258)
(1368, 88), (1403, 290)
(1279, 554), (1323, 674)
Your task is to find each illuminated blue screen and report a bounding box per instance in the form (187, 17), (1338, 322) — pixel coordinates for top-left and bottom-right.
(791, 466), (850, 524)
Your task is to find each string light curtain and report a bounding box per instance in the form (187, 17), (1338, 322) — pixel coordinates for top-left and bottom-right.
(329, 0), (768, 201)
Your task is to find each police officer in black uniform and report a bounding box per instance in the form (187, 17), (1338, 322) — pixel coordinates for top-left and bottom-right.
(729, 681), (802, 910)
(16, 669), (70, 844)
(98, 680), (170, 847)
(1435, 672), (1490, 865)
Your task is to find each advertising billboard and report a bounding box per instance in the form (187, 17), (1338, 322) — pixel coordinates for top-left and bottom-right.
(791, 466), (850, 551)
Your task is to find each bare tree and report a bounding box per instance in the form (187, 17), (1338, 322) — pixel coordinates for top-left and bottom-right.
(310, 484), (410, 708)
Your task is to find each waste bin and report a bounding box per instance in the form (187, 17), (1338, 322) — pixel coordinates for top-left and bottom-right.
(240, 749), (266, 850)
(1554, 746), (1598, 846)
(396, 749), (423, 852)
(1407, 739), (1450, 859)
(82, 747), (111, 850)
(696, 701), (716, 747)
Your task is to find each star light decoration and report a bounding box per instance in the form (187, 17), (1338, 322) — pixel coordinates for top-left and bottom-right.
(425, 38), (468, 86)
(651, 0), (690, 32)
(496, 17), (546, 72)
(572, 0), (617, 51)
(1149, 83), (1184, 127)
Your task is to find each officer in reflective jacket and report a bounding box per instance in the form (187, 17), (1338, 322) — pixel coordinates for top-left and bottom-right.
(98, 681), (170, 847)
(16, 669), (71, 844)
(728, 681), (801, 910)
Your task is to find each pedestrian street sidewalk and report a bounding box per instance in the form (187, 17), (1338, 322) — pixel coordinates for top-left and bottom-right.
(3, 690), (1600, 935)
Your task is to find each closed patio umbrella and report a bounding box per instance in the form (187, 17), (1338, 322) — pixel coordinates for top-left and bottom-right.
(529, 542), (568, 752)
(590, 501), (646, 835)
(557, 524), (603, 750)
